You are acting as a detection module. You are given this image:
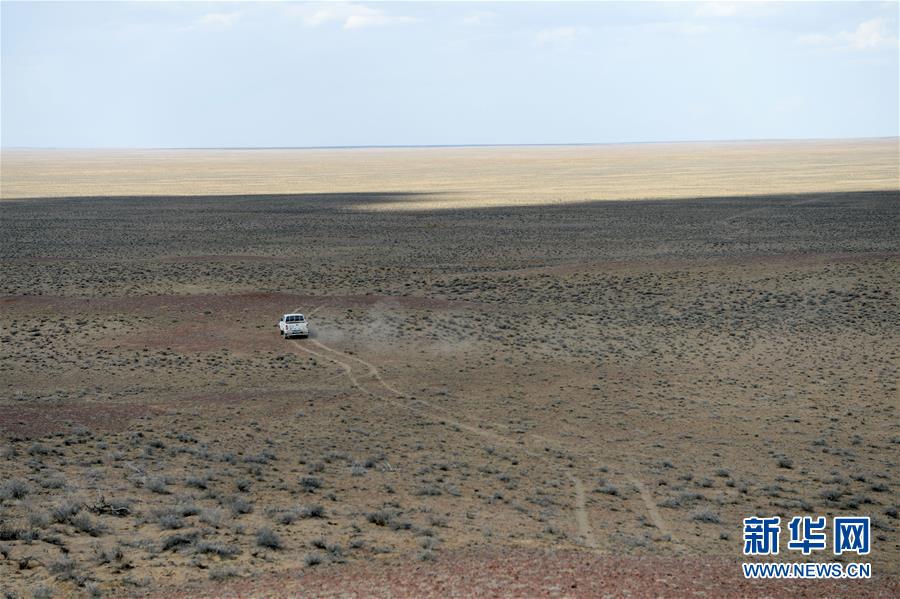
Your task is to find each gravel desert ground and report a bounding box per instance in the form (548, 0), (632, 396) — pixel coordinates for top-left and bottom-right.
(1, 141), (898, 597)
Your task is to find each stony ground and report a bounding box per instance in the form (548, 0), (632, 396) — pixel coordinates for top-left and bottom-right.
(1, 189), (898, 597)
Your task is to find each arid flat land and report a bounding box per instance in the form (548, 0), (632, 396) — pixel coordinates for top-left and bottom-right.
(1, 143), (898, 597)
(2, 138), (897, 209)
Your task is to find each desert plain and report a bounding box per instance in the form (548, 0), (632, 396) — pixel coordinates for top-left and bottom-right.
(1, 139), (899, 597)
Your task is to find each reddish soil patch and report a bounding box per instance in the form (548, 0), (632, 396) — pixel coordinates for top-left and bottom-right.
(108, 322), (275, 353)
(1, 292), (474, 315)
(181, 389), (302, 407)
(0, 403), (163, 438)
(168, 548), (897, 598)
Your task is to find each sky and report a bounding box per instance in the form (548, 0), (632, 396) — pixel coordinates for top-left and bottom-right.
(1, 1), (898, 148)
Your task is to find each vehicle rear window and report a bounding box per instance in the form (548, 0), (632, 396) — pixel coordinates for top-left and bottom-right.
(286, 315), (305, 322)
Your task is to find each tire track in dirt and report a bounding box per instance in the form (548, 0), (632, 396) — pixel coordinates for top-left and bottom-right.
(306, 340), (606, 549)
(289, 327), (600, 550)
(627, 475), (673, 540)
(295, 307), (678, 550)
(528, 431), (677, 547)
(317, 339), (684, 551)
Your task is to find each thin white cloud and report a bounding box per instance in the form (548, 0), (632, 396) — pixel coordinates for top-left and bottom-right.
(629, 21), (708, 37)
(181, 11), (241, 31)
(695, 3), (738, 18)
(535, 26), (579, 46)
(462, 11), (497, 27)
(345, 11), (415, 30)
(694, 2), (779, 20)
(290, 3), (415, 30)
(799, 18), (898, 50)
(672, 22), (708, 36)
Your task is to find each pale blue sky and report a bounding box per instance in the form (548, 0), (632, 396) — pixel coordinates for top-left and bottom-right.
(2, 1), (898, 148)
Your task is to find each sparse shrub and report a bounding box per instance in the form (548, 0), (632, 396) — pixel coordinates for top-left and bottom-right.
(776, 457), (793, 469)
(228, 496), (253, 515)
(71, 513), (106, 536)
(146, 476), (169, 494)
(40, 476), (66, 490)
(196, 541), (240, 557)
(761, 485), (782, 497)
(209, 566), (238, 581)
(256, 527), (283, 550)
(301, 504), (325, 519)
(389, 518), (412, 531)
(428, 515), (449, 528)
(32, 585), (54, 599)
(162, 533), (198, 551)
(841, 496), (862, 509)
(28, 512), (49, 530)
(176, 502), (200, 517)
(367, 510), (393, 526)
(594, 481), (619, 496)
(420, 536), (439, 550)
(236, 479), (251, 492)
(304, 552), (324, 566)
(245, 450), (275, 464)
(199, 508), (223, 528)
(300, 477), (322, 492)
(659, 492), (704, 508)
(0, 526), (24, 541)
(276, 509), (299, 525)
(418, 549), (435, 561)
(1, 479), (30, 500)
(27, 443), (50, 456)
(690, 508), (721, 523)
(158, 514), (185, 530)
(185, 475), (209, 490)
(51, 500), (82, 523)
(94, 544), (124, 565)
(48, 556), (76, 577)
(416, 484), (442, 496)
(821, 488), (844, 502)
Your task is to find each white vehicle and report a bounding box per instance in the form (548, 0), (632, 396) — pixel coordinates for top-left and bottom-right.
(278, 313), (309, 339)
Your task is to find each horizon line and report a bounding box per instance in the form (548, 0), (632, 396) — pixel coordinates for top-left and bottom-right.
(2, 135), (898, 152)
